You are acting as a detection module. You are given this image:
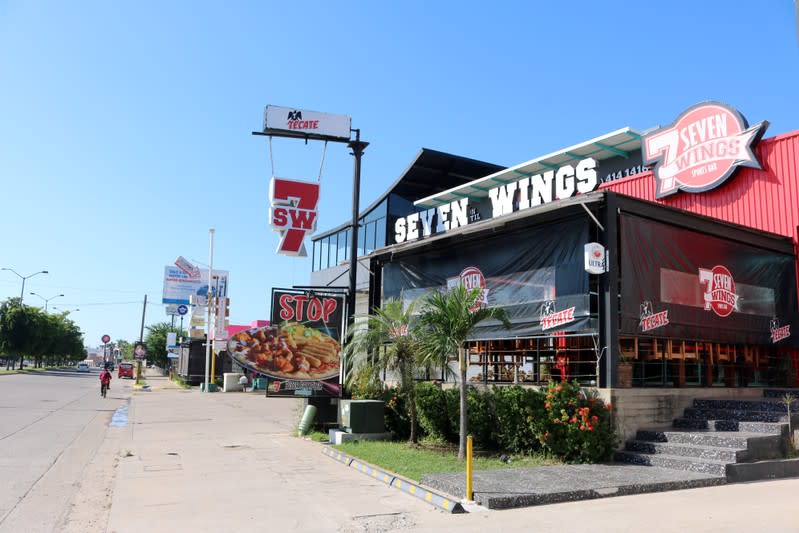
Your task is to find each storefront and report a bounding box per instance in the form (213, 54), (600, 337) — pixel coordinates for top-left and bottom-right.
(365, 103), (799, 390)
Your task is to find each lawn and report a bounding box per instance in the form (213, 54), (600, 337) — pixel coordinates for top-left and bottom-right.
(333, 439), (558, 482)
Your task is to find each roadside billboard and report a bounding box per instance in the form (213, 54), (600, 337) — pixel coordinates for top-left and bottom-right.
(162, 266), (229, 305)
(227, 288), (345, 398)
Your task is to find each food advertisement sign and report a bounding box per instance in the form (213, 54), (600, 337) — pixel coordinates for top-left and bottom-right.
(227, 288), (345, 398)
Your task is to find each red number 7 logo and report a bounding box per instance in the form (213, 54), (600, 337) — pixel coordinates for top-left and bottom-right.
(269, 177), (320, 256)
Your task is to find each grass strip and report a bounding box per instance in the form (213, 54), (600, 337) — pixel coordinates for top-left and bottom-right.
(334, 439), (557, 482)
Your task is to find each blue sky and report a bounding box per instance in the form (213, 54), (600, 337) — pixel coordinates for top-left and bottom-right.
(1, 1), (797, 348)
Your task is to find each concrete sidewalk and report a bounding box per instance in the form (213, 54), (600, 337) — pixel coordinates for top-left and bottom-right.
(94, 374), (799, 532)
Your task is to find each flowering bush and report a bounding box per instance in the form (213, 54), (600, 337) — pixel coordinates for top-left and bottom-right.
(535, 380), (616, 463)
(493, 385), (546, 454)
(382, 387), (411, 440)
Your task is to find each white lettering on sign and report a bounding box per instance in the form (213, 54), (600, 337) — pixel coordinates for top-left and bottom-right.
(395, 159), (598, 244)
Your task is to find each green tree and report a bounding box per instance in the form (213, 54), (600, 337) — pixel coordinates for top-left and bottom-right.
(115, 339), (133, 360)
(344, 299), (422, 443)
(145, 322), (187, 369)
(0, 298), (41, 369)
(417, 285), (510, 459)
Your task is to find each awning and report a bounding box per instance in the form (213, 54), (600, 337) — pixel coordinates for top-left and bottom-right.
(414, 127), (642, 209)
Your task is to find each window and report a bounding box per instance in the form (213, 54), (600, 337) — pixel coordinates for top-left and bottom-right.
(320, 238), (329, 270)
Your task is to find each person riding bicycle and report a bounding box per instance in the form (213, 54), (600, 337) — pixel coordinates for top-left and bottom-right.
(100, 366), (112, 397)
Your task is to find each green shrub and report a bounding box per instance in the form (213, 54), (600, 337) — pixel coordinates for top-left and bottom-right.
(536, 380), (616, 463)
(382, 388), (411, 440)
(415, 382), (453, 441)
(348, 363), (384, 400)
(493, 385), (546, 454)
(466, 386), (497, 450)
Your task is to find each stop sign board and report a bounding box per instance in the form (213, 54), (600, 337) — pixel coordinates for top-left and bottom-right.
(101, 334), (111, 344)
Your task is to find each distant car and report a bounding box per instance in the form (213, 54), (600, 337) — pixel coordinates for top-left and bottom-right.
(105, 362), (115, 372)
(77, 362), (90, 373)
(118, 363), (134, 379)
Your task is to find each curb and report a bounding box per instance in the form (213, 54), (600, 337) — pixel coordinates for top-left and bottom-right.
(321, 447), (465, 513)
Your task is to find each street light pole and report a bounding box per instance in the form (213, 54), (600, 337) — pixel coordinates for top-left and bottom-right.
(204, 228), (215, 393)
(347, 129), (368, 330)
(1, 268), (48, 302)
(29, 292), (64, 312)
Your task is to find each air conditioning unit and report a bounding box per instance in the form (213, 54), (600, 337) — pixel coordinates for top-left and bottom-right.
(339, 399), (385, 434)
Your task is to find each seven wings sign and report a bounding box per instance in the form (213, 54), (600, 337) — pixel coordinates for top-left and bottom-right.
(269, 177), (320, 256)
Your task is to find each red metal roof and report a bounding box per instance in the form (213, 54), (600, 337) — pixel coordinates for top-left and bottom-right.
(600, 130), (799, 243)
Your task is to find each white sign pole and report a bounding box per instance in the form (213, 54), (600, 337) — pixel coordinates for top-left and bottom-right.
(204, 228), (215, 393)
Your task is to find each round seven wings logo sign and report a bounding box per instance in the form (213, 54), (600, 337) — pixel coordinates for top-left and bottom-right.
(269, 177), (320, 256)
(642, 102), (768, 199)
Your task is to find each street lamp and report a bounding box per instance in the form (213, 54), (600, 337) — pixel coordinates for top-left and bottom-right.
(29, 292), (64, 312)
(1, 268), (48, 302)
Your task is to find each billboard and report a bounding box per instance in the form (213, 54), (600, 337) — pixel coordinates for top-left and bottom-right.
(162, 266), (229, 305)
(263, 105), (351, 141)
(227, 288), (345, 398)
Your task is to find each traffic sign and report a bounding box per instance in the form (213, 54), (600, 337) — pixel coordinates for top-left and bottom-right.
(177, 304), (189, 316)
(101, 334), (111, 344)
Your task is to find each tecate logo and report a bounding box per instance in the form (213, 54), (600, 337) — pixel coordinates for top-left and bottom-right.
(699, 265), (738, 318)
(286, 110), (319, 131)
(643, 102), (767, 199)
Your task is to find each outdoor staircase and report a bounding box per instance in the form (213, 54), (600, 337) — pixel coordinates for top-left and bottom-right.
(615, 390), (799, 482)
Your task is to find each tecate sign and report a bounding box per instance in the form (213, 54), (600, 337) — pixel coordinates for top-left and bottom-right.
(263, 105), (352, 140)
(269, 177), (320, 256)
(643, 102), (768, 199)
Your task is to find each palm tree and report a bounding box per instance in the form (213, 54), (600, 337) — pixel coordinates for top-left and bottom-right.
(417, 284), (510, 459)
(343, 298), (421, 443)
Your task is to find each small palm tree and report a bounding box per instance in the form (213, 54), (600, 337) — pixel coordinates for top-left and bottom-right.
(343, 298), (421, 443)
(417, 284), (511, 459)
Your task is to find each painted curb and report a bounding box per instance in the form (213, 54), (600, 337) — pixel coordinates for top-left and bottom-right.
(321, 447), (465, 513)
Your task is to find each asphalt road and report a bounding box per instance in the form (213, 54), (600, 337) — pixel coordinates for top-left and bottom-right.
(0, 368), (132, 532)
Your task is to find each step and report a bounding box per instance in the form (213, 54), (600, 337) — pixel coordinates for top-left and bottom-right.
(614, 450), (728, 476)
(624, 440), (741, 462)
(694, 398), (796, 413)
(636, 428), (759, 448)
(672, 417), (786, 435)
(684, 407), (789, 423)
(763, 389), (799, 399)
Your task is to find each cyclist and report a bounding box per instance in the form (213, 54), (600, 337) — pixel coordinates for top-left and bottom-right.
(100, 365), (112, 398)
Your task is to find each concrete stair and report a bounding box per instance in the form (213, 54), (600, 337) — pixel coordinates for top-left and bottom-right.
(615, 392), (799, 482)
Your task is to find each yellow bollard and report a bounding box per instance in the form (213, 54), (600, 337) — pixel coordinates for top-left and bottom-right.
(466, 435), (473, 501)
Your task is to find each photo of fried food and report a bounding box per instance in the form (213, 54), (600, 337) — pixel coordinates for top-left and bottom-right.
(227, 323), (340, 381)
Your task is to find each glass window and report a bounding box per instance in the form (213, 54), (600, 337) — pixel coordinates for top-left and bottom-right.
(320, 238), (329, 270)
(338, 229), (350, 264)
(362, 222), (372, 255)
(331, 232), (339, 264)
(313, 240), (321, 271)
(375, 219), (386, 249)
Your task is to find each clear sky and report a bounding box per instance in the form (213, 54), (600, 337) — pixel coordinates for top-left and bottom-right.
(1, 1), (797, 349)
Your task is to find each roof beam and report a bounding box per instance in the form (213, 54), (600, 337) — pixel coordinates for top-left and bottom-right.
(565, 151), (585, 161)
(538, 161), (559, 170)
(594, 142), (629, 158)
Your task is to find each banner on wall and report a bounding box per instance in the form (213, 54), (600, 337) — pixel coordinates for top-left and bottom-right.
(227, 288), (346, 398)
(619, 214), (799, 346)
(382, 217), (594, 339)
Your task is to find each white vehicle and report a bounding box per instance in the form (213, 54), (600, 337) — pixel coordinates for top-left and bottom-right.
(77, 362), (90, 373)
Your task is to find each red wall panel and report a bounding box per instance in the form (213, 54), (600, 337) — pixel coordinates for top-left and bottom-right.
(601, 130), (799, 300)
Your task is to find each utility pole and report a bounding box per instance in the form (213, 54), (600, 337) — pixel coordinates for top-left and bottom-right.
(138, 294), (147, 382)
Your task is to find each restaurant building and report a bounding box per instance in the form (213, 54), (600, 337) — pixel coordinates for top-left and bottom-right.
(311, 103), (799, 411)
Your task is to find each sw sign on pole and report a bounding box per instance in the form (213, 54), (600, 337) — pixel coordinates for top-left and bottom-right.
(269, 177), (320, 256)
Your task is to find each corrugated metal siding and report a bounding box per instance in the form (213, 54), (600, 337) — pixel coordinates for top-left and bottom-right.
(600, 130), (799, 242)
